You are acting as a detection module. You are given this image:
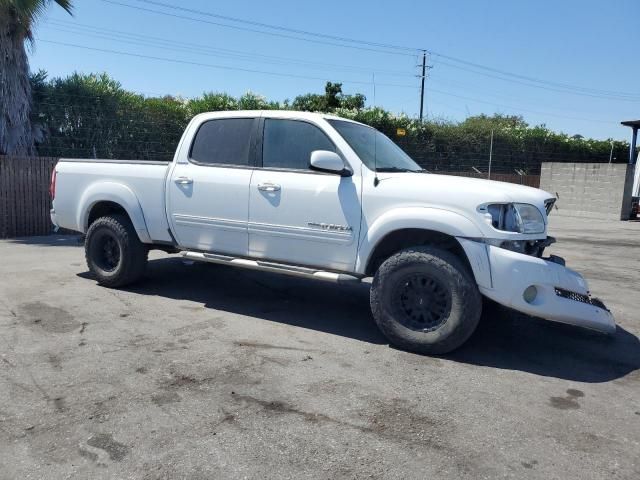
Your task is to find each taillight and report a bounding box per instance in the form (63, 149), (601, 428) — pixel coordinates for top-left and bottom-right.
(50, 169), (57, 200)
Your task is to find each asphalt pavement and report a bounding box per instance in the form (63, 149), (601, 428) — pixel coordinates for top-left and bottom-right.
(0, 216), (638, 479)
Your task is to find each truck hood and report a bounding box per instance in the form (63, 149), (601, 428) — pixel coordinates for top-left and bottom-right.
(374, 172), (553, 221)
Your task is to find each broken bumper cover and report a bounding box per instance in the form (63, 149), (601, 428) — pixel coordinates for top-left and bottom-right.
(479, 245), (616, 334)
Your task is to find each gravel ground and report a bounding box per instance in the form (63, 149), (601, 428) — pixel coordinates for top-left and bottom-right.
(0, 216), (638, 479)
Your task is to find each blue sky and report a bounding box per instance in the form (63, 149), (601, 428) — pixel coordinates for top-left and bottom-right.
(30, 0), (639, 140)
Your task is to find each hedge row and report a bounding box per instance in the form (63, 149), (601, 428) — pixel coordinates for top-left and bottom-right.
(31, 72), (628, 172)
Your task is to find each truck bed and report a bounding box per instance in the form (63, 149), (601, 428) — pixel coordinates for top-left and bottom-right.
(53, 159), (173, 243)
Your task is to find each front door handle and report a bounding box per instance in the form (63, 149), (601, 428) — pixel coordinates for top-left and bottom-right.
(257, 182), (281, 192)
(175, 176), (193, 185)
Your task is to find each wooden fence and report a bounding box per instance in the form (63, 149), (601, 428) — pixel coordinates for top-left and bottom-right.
(0, 155), (59, 238)
(0, 155), (540, 239)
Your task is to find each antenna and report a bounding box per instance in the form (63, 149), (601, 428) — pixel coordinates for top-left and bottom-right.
(372, 72), (377, 107)
(371, 72), (380, 187)
(372, 72), (380, 186)
(373, 126), (379, 186)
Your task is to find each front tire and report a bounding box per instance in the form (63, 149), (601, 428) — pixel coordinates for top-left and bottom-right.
(85, 214), (148, 287)
(370, 246), (482, 354)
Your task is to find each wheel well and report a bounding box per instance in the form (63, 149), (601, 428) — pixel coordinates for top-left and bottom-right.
(365, 229), (473, 276)
(87, 201), (129, 230)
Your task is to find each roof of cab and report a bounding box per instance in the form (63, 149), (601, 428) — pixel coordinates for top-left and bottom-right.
(192, 110), (366, 126)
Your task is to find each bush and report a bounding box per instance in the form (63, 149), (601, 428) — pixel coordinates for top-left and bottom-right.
(31, 72), (629, 170)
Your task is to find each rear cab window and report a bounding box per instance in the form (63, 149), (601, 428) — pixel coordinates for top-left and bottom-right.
(190, 118), (256, 166)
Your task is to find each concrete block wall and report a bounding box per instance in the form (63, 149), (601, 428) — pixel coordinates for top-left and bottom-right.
(540, 162), (634, 220)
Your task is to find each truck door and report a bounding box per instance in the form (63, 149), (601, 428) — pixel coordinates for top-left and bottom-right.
(248, 118), (362, 272)
(167, 117), (258, 254)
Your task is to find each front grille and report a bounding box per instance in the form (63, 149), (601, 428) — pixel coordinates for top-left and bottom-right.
(555, 287), (590, 304)
(554, 287), (608, 311)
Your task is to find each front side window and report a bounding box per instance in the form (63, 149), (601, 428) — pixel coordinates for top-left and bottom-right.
(262, 119), (335, 170)
(190, 118), (254, 166)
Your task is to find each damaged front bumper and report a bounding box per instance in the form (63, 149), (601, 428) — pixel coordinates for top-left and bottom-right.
(477, 244), (616, 334)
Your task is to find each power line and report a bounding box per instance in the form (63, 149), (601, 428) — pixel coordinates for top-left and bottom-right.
(100, 0), (418, 58)
(36, 39), (420, 90)
(432, 59), (640, 102)
(426, 87), (620, 124)
(37, 37), (619, 125)
(129, 0), (419, 53)
(104, 0), (640, 101)
(430, 53), (639, 100)
(426, 76), (629, 119)
(44, 20), (416, 78)
(45, 18), (638, 110)
(38, 0), (637, 128)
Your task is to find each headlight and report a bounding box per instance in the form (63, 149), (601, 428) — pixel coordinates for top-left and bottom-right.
(480, 203), (545, 234)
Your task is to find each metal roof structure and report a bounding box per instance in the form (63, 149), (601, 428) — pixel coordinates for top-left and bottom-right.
(621, 120), (640, 164)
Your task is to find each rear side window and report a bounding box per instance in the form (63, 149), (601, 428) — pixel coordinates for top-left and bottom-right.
(190, 118), (254, 166)
(262, 119), (335, 170)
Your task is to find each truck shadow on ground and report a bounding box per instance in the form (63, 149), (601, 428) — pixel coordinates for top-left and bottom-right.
(448, 302), (640, 384)
(9, 234), (82, 247)
(96, 256), (639, 384)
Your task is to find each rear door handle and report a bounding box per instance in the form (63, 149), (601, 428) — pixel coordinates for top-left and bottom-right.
(257, 182), (281, 192)
(175, 176), (193, 185)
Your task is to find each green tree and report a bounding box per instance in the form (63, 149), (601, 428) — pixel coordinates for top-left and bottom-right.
(34, 72), (190, 160)
(188, 92), (238, 115)
(292, 82), (365, 112)
(0, 0), (73, 155)
(340, 93), (366, 110)
(291, 92), (326, 112)
(238, 91), (273, 110)
(324, 82), (343, 109)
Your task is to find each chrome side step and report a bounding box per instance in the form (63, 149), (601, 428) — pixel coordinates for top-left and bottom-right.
(181, 251), (362, 284)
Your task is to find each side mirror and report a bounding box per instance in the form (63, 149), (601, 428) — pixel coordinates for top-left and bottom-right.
(310, 150), (350, 176)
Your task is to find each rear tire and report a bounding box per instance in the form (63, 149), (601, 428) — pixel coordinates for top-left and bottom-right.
(85, 214), (148, 287)
(370, 246), (482, 354)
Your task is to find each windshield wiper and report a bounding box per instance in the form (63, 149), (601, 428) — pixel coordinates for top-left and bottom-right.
(376, 167), (422, 173)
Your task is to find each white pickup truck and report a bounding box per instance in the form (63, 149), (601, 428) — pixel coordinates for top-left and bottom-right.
(50, 110), (615, 353)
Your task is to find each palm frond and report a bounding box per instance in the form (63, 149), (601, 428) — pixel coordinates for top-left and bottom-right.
(1, 0), (73, 42)
(54, 0), (73, 14)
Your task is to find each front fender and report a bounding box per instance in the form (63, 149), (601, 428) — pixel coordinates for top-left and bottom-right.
(77, 182), (152, 243)
(355, 207), (486, 277)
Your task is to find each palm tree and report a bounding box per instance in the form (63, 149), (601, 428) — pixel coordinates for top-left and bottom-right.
(0, 0), (73, 156)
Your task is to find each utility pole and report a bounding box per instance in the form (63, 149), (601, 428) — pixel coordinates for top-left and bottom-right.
(419, 51), (427, 121)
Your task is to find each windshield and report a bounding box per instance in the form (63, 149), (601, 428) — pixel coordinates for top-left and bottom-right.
(328, 120), (422, 172)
